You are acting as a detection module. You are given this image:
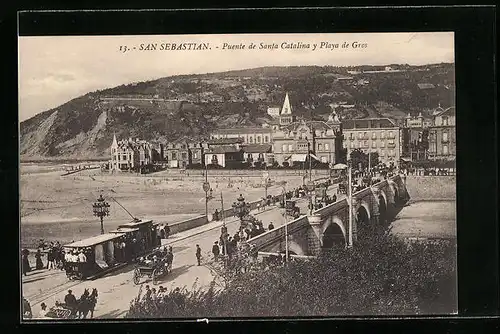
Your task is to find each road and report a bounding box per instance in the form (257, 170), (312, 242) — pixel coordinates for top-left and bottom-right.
(23, 183), (342, 319)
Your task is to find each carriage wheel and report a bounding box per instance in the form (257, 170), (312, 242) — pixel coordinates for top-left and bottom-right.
(152, 268), (160, 285)
(133, 268), (141, 285)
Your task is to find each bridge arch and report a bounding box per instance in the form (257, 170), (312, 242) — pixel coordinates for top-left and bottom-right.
(356, 203), (370, 227)
(388, 180), (399, 204)
(378, 190), (388, 224)
(321, 216), (346, 249)
(287, 239), (306, 256)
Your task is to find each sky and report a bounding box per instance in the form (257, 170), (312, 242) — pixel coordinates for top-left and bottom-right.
(18, 32), (454, 122)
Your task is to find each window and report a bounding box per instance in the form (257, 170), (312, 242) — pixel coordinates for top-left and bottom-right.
(372, 141), (377, 148)
(380, 141), (385, 148)
(318, 144), (323, 151)
(122, 155), (127, 161)
(264, 136), (269, 143)
(379, 150), (385, 156)
(282, 144), (287, 152)
(364, 140), (369, 147)
(172, 152), (177, 160)
(388, 139), (395, 145)
(358, 132), (363, 139)
(257, 136), (261, 143)
(325, 143), (330, 151)
(211, 155), (218, 165)
(372, 132), (377, 139)
(363, 132), (368, 139)
(181, 152), (187, 160)
(389, 131), (394, 138)
(443, 145), (449, 155)
(112, 148), (115, 154)
(381, 131), (385, 139)
(321, 156), (327, 163)
(247, 153), (253, 161)
(349, 133), (354, 140)
(288, 144), (293, 151)
(249, 137), (253, 143)
(389, 149), (395, 156)
(350, 142), (355, 149)
(442, 131), (449, 142)
(193, 152), (198, 159)
(443, 116), (449, 126)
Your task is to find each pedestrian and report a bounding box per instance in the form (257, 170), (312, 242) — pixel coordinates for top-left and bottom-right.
(195, 245), (202, 266)
(35, 249), (44, 270)
(164, 224), (171, 239)
(38, 303), (48, 318)
(268, 222), (274, 230)
(22, 249), (31, 276)
(212, 241), (220, 261)
(46, 247), (54, 270)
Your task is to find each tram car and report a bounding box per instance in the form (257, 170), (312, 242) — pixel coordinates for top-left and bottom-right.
(63, 219), (160, 281)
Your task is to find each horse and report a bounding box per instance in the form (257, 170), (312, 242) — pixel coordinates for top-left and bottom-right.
(77, 288), (98, 319)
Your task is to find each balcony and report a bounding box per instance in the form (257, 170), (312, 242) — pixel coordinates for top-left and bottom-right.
(387, 142), (396, 148)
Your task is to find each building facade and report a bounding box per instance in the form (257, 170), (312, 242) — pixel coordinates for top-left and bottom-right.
(272, 113), (342, 167)
(342, 118), (401, 166)
(242, 144), (273, 167)
(109, 134), (158, 172)
(428, 106), (456, 160)
(204, 138), (244, 168)
(211, 127), (273, 145)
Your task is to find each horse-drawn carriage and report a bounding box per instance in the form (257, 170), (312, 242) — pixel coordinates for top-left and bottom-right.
(133, 248), (172, 285)
(337, 182), (348, 194)
(43, 288), (99, 319)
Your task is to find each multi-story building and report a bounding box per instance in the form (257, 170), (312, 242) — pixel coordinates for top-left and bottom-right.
(342, 118), (401, 166)
(242, 144), (273, 167)
(428, 106), (456, 160)
(165, 138), (191, 169)
(204, 138), (244, 168)
(109, 134), (158, 172)
(211, 127), (273, 145)
(272, 113), (343, 167)
(401, 112), (431, 162)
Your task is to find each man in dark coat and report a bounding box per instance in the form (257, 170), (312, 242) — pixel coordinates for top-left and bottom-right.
(22, 249), (31, 276)
(212, 241), (220, 261)
(64, 290), (78, 316)
(195, 245), (202, 266)
(268, 222), (274, 230)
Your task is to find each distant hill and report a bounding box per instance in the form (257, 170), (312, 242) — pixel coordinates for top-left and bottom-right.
(20, 64), (455, 160)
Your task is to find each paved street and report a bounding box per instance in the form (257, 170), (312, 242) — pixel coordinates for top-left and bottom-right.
(24, 183), (341, 319)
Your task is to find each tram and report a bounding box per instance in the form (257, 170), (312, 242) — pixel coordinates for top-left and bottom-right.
(63, 219), (160, 280)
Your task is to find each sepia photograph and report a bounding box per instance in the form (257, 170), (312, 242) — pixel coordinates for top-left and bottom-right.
(19, 32), (457, 320)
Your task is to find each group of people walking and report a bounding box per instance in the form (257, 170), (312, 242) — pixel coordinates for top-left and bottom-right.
(22, 241), (66, 276)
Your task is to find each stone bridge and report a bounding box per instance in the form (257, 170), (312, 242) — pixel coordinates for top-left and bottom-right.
(247, 175), (410, 256)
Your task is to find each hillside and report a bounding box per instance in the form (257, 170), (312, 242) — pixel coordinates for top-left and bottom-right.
(20, 64), (455, 159)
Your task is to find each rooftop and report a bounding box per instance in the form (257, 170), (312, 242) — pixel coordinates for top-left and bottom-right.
(342, 118), (398, 129)
(207, 145), (241, 154)
(242, 144), (272, 153)
(65, 233), (123, 248)
(207, 137), (244, 145)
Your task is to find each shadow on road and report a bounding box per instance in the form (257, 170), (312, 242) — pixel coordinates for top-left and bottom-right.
(155, 264), (194, 284)
(96, 308), (127, 319)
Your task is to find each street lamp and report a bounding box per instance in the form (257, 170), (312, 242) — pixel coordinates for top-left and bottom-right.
(202, 164), (210, 220)
(306, 180), (315, 215)
(92, 194), (110, 235)
(281, 184), (289, 263)
(232, 194), (250, 232)
(262, 170), (269, 199)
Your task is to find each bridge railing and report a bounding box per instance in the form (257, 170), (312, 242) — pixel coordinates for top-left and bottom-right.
(247, 215), (309, 250)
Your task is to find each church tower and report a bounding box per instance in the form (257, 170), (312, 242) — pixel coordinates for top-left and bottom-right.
(279, 92), (294, 126)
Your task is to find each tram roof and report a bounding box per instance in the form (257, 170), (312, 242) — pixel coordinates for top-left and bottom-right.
(64, 233), (124, 248)
(109, 227), (140, 234)
(118, 219), (153, 229)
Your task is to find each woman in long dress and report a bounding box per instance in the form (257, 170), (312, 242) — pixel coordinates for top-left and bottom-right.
(22, 249), (31, 276)
(35, 249), (44, 270)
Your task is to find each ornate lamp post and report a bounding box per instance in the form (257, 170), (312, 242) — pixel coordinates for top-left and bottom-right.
(262, 170), (269, 199)
(202, 164), (210, 220)
(232, 194), (250, 232)
(93, 194), (110, 235)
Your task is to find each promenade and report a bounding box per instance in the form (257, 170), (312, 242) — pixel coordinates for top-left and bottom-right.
(23, 183), (341, 319)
